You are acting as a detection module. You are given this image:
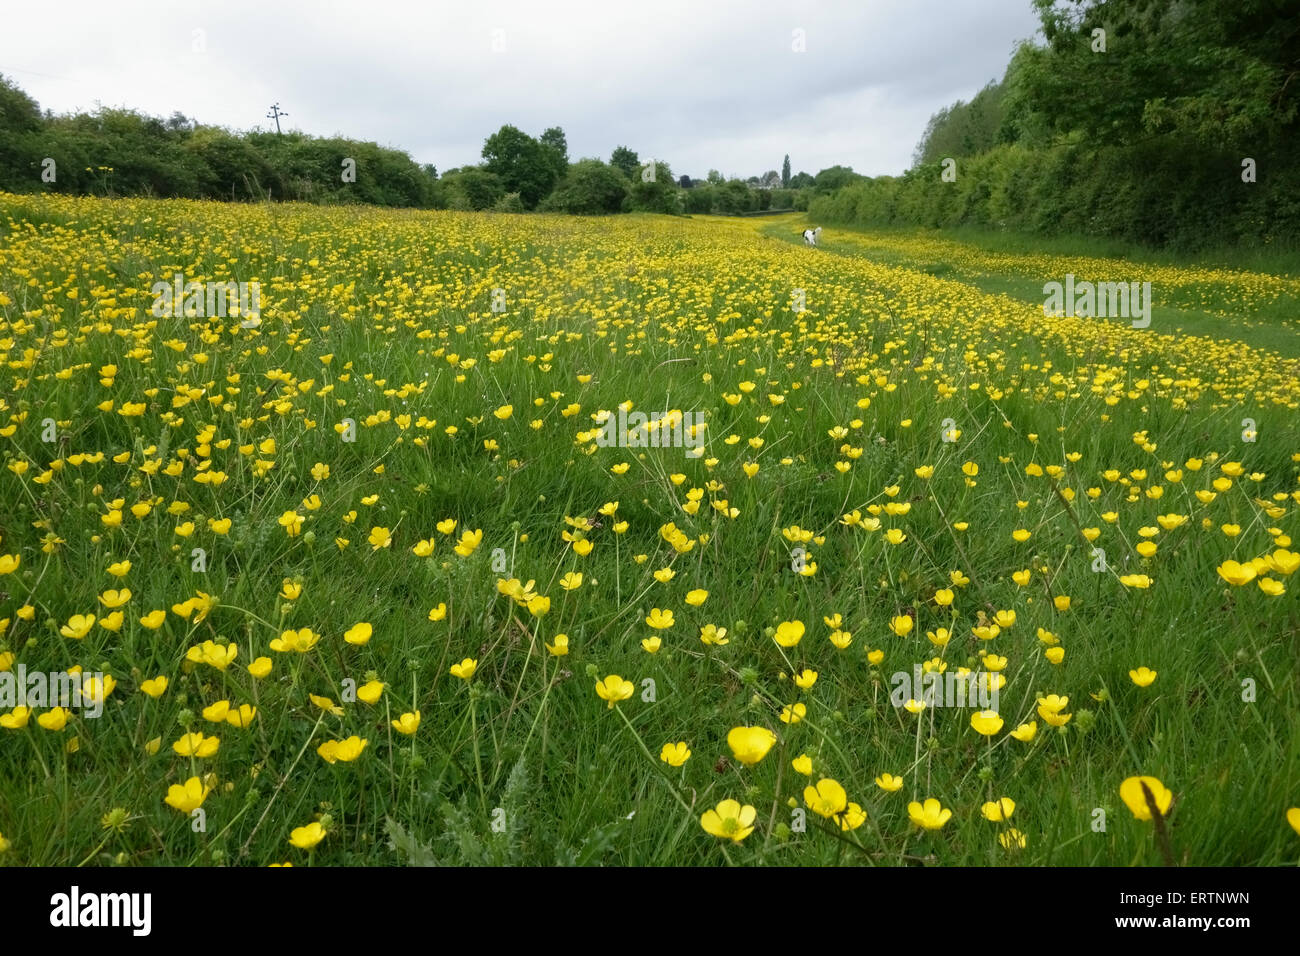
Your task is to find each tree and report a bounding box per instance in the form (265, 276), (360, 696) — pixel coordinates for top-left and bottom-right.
(813, 165), (862, 192)
(913, 80), (1008, 165)
(714, 179), (756, 214)
(1005, 0), (1299, 146)
(781, 154), (791, 188)
(188, 125), (281, 201)
(760, 169), (781, 189)
(442, 168), (505, 210)
(706, 169), (723, 185)
(683, 184), (716, 213)
(610, 145), (640, 180)
(0, 73), (43, 187)
(482, 124), (560, 209)
(539, 159), (629, 214)
(678, 174), (692, 188)
(625, 160), (681, 214)
(540, 127), (568, 163)
(539, 126), (568, 181)
(493, 191), (525, 213)
(789, 171), (814, 188)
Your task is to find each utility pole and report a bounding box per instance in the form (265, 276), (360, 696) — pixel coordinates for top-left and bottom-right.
(266, 103), (289, 136)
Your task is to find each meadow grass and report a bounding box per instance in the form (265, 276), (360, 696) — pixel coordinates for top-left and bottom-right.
(0, 194), (1297, 866)
(762, 217), (1300, 356)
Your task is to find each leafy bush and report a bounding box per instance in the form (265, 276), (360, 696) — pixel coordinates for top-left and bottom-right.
(493, 191), (525, 213)
(538, 159), (628, 214)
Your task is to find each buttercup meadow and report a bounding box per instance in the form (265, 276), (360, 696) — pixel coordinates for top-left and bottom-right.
(0, 192), (1297, 866)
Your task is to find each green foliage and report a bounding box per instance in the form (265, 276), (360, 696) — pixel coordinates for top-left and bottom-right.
(493, 191), (526, 213)
(538, 159), (629, 214)
(0, 73), (40, 133)
(610, 145), (640, 180)
(811, 140), (1300, 250)
(440, 168), (505, 211)
(0, 75), (435, 207)
(913, 80), (1009, 165)
(0, 72), (813, 222)
(624, 160), (682, 214)
(539, 126), (569, 183)
(812, 165), (863, 192)
(1017, 0), (1299, 145)
(481, 124), (561, 209)
(0, 73), (43, 187)
(815, 0), (1300, 250)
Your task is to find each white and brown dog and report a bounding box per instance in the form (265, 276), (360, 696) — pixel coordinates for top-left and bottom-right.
(802, 226), (822, 246)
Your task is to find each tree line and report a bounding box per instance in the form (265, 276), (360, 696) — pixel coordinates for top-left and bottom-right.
(0, 75), (837, 217)
(810, 0), (1300, 249)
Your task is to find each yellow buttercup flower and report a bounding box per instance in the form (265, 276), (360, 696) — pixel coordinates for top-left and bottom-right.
(875, 773), (904, 792)
(392, 711), (421, 735)
(908, 798), (952, 830)
(700, 799), (756, 842)
(804, 778), (848, 818)
(1129, 666), (1157, 687)
(317, 736), (368, 763)
(1, 707), (32, 729)
(660, 741), (691, 766)
(1216, 560), (1256, 586)
(981, 797), (1015, 821)
(37, 708), (71, 731)
(681, 588), (708, 607)
(773, 620), (804, 647)
(270, 627), (320, 653)
(726, 726), (776, 766)
(970, 710), (1004, 736)
(164, 776), (211, 814)
(289, 821), (326, 849)
(226, 704), (257, 728)
(60, 614), (95, 639)
(645, 608), (674, 629)
(1119, 775), (1173, 821)
(1009, 720), (1038, 742)
(595, 674), (634, 708)
(172, 732), (220, 758)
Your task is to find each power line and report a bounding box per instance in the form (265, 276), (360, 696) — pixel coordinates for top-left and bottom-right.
(265, 102), (289, 136)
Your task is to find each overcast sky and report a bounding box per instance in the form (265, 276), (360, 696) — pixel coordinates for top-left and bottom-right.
(2, 0), (1043, 180)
